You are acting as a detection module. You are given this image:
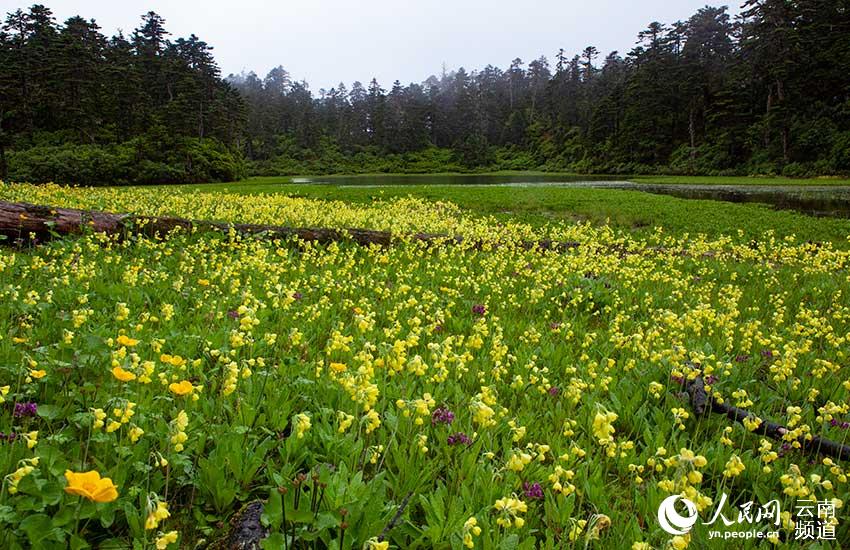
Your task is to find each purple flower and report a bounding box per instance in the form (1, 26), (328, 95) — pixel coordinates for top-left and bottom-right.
(523, 482), (544, 500)
(734, 354), (750, 363)
(831, 419), (838, 427)
(13, 402), (37, 418)
(0, 432), (19, 442)
(447, 432), (472, 446)
(292, 291), (303, 300)
(227, 310), (240, 319)
(705, 375), (718, 385)
(471, 304), (486, 316)
(548, 386), (560, 397)
(432, 407), (455, 425)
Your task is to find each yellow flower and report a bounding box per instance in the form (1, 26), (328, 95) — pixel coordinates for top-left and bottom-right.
(337, 411), (354, 433)
(129, 426), (145, 443)
(23, 431), (38, 449)
(111, 366), (136, 382)
(493, 496), (527, 528)
(462, 516), (482, 548)
(170, 410), (189, 452)
(29, 369), (47, 379)
(0, 385), (9, 403)
(116, 334), (139, 347)
(6, 458), (39, 494)
(723, 454), (746, 478)
(146, 500), (170, 530)
(155, 530), (178, 549)
(592, 409), (618, 445)
(64, 470), (119, 503)
(671, 534), (690, 549)
(364, 537), (388, 550)
(168, 380), (194, 396)
(364, 409), (381, 433)
(293, 413), (311, 438)
(92, 408), (107, 430)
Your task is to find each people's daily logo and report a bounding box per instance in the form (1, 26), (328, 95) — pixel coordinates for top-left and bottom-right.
(657, 495), (699, 535)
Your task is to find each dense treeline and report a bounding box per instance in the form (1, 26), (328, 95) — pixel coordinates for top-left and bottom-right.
(230, 1), (850, 177)
(1, 2), (849, 184)
(0, 5), (246, 185)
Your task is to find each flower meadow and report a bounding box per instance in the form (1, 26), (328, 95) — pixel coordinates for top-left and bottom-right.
(0, 183), (849, 549)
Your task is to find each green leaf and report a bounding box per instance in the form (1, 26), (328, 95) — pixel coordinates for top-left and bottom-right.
(36, 404), (61, 420)
(286, 508), (315, 524)
(100, 505), (116, 528)
(498, 534), (520, 550)
(19, 514), (54, 543)
(262, 490), (282, 530)
(70, 534), (91, 550)
(260, 533), (287, 549)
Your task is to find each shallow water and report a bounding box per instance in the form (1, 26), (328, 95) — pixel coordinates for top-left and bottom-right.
(296, 175), (850, 218)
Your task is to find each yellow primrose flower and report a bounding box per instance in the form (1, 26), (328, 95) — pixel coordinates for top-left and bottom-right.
(168, 380), (194, 396)
(146, 499), (170, 530)
(493, 496), (527, 528)
(723, 454), (746, 478)
(111, 366), (136, 382)
(155, 531), (178, 549)
(592, 409), (618, 445)
(129, 426), (145, 443)
(337, 411), (354, 433)
(64, 470), (119, 503)
(293, 413), (311, 438)
(23, 431), (38, 449)
(116, 334), (139, 347)
(364, 538), (388, 550)
(462, 516), (482, 548)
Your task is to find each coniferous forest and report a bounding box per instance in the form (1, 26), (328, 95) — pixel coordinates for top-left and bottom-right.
(1, 2), (849, 185)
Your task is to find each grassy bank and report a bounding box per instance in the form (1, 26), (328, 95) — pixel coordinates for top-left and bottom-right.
(156, 179), (850, 246)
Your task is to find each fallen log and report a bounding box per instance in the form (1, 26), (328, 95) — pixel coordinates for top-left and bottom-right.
(0, 199), (398, 246)
(683, 376), (850, 462)
(0, 199), (582, 251)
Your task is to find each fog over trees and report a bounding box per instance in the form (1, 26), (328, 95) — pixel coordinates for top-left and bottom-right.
(2, 2), (849, 184)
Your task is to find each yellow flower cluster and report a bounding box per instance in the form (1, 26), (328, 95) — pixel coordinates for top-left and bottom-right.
(493, 496), (527, 528)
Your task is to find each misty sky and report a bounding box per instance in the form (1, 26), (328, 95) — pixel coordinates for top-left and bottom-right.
(1, 1), (741, 90)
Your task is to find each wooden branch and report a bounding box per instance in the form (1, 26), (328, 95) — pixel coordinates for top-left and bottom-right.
(683, 376), (850, 462)
(0, 199), (581, 251)
(0, 199), (400, 246)
(378, 491), (413, 542)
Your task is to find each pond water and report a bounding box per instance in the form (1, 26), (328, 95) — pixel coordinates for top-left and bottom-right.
(297, 175), (850, 219)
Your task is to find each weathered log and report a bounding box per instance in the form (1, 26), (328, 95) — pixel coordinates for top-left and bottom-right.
(0, 199), (402, 246)
(683, 376), (850, 462)
(209, 500), (267, 550)
(0, 199), (581, 251)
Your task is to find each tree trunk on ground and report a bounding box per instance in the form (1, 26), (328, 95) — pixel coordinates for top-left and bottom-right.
(0, 199), (396, 246)
(0, 199), (578, 251)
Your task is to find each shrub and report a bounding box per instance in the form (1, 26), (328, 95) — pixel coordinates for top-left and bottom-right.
(6, 138), (246, 186)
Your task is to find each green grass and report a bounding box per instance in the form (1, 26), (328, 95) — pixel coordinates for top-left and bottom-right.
(631, 175), (850, 186)
(156, 178), (850, 246)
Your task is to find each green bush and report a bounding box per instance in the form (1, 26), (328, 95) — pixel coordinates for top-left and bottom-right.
(6, 138), (246, 186)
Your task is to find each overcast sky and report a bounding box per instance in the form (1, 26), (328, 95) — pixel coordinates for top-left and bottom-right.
(2, 1), (740, 90)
